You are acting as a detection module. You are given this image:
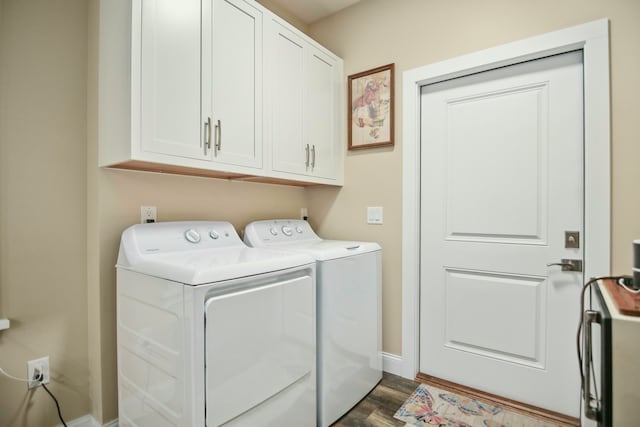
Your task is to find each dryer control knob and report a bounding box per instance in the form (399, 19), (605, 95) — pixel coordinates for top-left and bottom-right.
(209, 230), (220, 240)
(295, 226), (303, 233)
(185, 229), (201, 243)
(269, 227), (278, 236)
(282, 226), (293, 236)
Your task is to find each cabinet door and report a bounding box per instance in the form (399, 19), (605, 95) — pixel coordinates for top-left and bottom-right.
(139, 0), (207, 160)
(305, 49), (339, 180)
(203, 0), (263, 170)
(270, 22), (307, 175)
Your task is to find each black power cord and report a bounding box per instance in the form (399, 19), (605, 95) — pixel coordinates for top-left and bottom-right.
(33, 370), (68, 427)
(40, 383), (68, 427)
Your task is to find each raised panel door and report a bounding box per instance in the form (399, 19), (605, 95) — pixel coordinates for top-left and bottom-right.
(420, 51), (584, 416)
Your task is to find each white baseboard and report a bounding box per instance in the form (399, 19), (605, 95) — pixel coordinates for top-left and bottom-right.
(382, 351), (407, 378)
(59, 414), (118, 427)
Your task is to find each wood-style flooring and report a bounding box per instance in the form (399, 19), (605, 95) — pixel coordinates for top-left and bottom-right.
(333, 372), (419, 426)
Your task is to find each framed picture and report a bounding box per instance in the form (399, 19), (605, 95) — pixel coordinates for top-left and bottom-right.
(348, 63), (394, 150)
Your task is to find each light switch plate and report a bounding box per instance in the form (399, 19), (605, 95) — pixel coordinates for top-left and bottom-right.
(367, 207), (383, 224)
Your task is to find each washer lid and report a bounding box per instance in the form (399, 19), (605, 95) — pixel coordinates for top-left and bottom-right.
(117, 221), (313, 285)
(254, 239), (381, 261)
(244, 219), (380, 261)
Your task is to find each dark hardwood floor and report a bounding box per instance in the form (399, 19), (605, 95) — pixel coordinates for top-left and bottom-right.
(332, 372), (419, 427)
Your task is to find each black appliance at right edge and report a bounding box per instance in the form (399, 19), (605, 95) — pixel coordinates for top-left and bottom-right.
(583, 278), (640, 427)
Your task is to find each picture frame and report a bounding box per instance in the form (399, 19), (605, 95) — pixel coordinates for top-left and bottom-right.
(348, 63), (395, 150)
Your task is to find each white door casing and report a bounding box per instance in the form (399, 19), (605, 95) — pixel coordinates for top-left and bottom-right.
(399, 17), (610, 419)
(420, 51), (583, 416)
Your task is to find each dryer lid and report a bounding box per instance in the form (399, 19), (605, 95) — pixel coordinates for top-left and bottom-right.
(117, 221), (313, 285)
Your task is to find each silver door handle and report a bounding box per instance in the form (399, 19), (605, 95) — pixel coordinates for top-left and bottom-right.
(204, 117), (212, 154)
(311, 145), (316, 168)
(546, 259), (583, 272)
(305, 144), (310, 168)
(584, 310), (601, 421)
(215, 119), (221, 154)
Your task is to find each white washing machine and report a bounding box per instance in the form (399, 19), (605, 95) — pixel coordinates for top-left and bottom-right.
(116, 221), (317, 427)
(243, 219), (382, 427)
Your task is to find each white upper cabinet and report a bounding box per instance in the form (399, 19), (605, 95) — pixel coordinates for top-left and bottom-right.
(203, 0), (262, 169)
(139, 0), (206, 161)
(305, 49), (340, 180)
(267, 19), (344, 184)
(99, 0), (343, 185)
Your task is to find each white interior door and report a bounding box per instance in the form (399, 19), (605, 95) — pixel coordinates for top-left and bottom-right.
(419, 51), (584, 416)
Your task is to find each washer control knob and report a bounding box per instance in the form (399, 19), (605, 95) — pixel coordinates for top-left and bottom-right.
(209, 230), (220, 240)
(282, 226), (293, 236)
(295, 226), (303, 234)
(185, 229), (201, 243)
(269, 227), (278, 236)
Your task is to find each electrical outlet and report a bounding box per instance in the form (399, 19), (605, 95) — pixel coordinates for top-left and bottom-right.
(27, 356), (50, 389)
(140, 206), (157, 224)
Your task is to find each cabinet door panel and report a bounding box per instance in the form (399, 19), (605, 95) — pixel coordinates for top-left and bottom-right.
(306, 51), (337, 179)
(140, 0), (205, 160)
(271, 25), (306, 175)
(206, 0), (263, 169)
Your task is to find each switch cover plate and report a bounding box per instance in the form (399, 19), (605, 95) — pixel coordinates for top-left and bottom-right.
(367, 207), (383, 225)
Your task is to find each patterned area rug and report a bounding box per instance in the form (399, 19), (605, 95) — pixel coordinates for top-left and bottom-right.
(394, 384), (559, 427)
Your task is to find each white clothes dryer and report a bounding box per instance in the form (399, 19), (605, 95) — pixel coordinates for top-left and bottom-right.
(243, 219), (382, 427)
(116, 221), (316, 427)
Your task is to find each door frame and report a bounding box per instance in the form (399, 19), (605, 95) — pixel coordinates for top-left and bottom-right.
(399, 19), (610, 380)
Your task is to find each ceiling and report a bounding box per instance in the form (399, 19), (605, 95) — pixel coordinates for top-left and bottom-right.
(265, 0), (361, 24)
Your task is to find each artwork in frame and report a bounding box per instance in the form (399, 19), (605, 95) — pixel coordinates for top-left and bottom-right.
(348, 63), (394, 150)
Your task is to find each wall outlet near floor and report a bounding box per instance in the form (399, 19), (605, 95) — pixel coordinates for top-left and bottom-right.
(367, 206), (383, 224)
(27, 356), (50, 389)
(140, 206), (157, 224)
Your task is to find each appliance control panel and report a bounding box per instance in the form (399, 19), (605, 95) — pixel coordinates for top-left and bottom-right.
(124, 221), (243, 254)
(244, 219), (320, 245)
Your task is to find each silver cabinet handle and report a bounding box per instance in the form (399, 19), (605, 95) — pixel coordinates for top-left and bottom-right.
(214, 119), (221, 155)
(204, 117), (212, 154)
(546, 259), (583, 272)
(311, 145), (316, 168)
(584, 310), (601, 421)
(305, 144), (310, 168)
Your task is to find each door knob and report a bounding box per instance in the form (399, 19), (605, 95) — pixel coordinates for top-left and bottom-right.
(546, 259), (583, 272)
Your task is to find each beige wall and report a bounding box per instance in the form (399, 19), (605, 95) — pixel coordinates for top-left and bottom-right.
(3, 0), (640, 424)
(0, 0), (90, 426)
(307, 0), (640, 356)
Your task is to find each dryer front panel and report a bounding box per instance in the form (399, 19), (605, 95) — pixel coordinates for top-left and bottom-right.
(204, 273), (315, 426)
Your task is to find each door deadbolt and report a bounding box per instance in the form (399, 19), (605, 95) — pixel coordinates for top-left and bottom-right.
(565, 231), (580, 249)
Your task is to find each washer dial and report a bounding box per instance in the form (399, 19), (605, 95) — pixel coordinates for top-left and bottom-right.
(184, 229), (201, 243)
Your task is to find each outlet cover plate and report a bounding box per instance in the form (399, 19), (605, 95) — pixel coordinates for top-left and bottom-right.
(27, 356), (50, 389)
(140, 206), (157, 224)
